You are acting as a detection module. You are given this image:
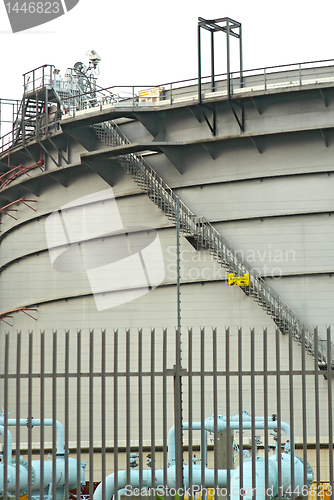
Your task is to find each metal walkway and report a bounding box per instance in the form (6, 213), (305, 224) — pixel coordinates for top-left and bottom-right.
(1, 64), (332, 366)
(93, 119), (331, 366)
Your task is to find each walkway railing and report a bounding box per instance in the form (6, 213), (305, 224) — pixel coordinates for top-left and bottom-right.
(2, 59), (334, 154)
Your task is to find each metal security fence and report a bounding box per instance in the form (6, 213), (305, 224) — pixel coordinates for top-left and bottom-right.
(0, 327), (333, 500)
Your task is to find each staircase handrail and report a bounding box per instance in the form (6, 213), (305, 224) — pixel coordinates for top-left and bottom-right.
(94, 119), (330, 364)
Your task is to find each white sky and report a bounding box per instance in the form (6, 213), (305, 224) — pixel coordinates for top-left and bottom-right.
(1, 0), (334, 101)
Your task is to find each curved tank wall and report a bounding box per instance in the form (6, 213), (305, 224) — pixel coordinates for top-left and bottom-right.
(0, 74), (333, 471)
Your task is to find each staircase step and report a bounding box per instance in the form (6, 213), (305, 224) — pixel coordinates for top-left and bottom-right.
(91, 117), (330, 365)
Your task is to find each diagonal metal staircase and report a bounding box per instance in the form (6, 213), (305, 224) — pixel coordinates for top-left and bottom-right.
(6, 65), (330, 366)
(93, 119), (332, 366)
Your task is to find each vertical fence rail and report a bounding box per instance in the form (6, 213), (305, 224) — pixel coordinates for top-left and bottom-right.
(27, 332), (33, 500)
(314, 329), (321, 492)
(263, 328), (269, 500)
(327, 327), (333, 500)
(188, 327), (193, 496)
(0, 327), (333, 500)
(276, 328), (282, 500)
(225, 327), (231, 499)
(40, 332), (45, 500)
(238, 327), (244, 497)
(3, 333), (9, 500)
(52, 331), (58, 500)
(101, 329), (106, 500)
(288, 328), (295, 498)
(15, 332), (21, 500)
(200, 327), (205, 499)
(126, 329), (131, 491)
(138, 329), (143, 496)
(77, 330), (82, 500)
(65, 330), (70, 500)
(162, 328), (168, 489)
(113, 329), (118, 500)
(301, 327), (308, 499)
(89, 330), (95, 500)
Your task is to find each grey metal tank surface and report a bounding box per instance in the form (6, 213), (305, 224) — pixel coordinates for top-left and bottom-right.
(0, 40), (333, 482)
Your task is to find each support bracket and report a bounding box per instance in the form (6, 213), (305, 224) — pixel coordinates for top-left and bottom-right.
(46, 135), (69, 165)
(319, 89), (329, 108)
(198, 104), (217, 136)
(320, 129), (329, 147)
(250, 136), (263, 154)
(229, 99), (245, 132)
(36, 139), (60, 168)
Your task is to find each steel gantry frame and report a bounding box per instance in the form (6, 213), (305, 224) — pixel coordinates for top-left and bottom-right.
(198, 17), (244, 133)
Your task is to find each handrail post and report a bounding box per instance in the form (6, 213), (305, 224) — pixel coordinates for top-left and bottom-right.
(264, 68), (267, 91)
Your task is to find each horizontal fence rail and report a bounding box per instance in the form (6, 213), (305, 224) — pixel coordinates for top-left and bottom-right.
(0, 327), (333, 500)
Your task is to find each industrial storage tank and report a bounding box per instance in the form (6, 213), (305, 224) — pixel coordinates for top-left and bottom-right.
(0, 25), (333, 489)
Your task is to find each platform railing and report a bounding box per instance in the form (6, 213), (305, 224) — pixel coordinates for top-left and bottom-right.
(93, 119), (332, 365)
(2, 59), (334, 155)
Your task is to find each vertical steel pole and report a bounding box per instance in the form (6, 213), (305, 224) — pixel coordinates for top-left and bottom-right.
(226, 19), (231, 98)
(45, 87), (49, 139)
(239, 24), (244, 88)
(175, 198), (184, 492)
(198, 22), (202, 103)
(211, 30), (215, 93)
(177, 198), (181, 334)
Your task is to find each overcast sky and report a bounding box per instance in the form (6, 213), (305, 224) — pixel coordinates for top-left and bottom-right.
(1, 0), (334, 102)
